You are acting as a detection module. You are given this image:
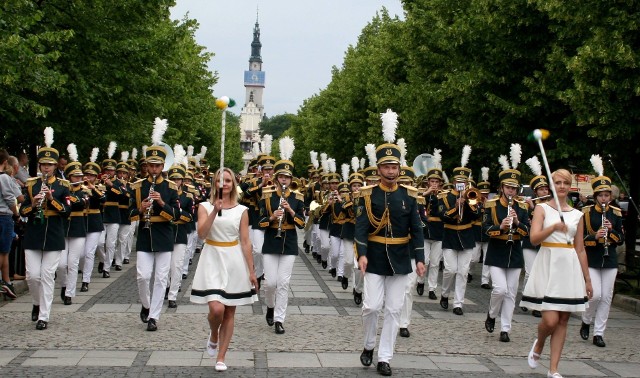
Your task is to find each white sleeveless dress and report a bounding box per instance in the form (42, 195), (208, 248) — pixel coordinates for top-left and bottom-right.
(520, 203), (588, 312)
(190, 202), (258, 306)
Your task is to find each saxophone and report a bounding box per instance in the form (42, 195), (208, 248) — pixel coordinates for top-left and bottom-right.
(143, 175), (157, 229)
(35, 174), (49, 224)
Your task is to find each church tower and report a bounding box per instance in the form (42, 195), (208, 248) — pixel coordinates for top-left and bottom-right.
(239, 11), (265, 159)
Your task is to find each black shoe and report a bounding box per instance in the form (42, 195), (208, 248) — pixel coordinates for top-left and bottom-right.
(304, 244), (310, 254)
(147, 318), (157, 331)
(580, 322), (590, 340)
(1, 281), (17, 299)
(399, 328), (410, 338)
(266, 307), (274, 326)
(593, 335), (606, 347)
(376, 361), (392, 376)
(439, 261), (444, 271)
(520, 306), (528, 312)
(532, 310), (542, 318)
(440, 296), (449, 310)
(275, 321), (285, 334)
(312, 251), (317, 258)
(98, 262), (104, 273)
(182, 273), (188, 280)
(189, 258), (192, 265)
(140, 306), (150, 323)
(341, 277), (348, 290)
(60, 287), (66, 302)
(337, 275), (342, 282)
(322, 261), (328, 269)
(164, 287), (169, 300)
(123, 259), (130, 264)
(329, 268), (336, 277)
(35, 320), (48, 330)
(353, 290), (362, 305)
(316, 255), (321, 264)
(481, 283), (492, 289)
(416, 282), (425, 296)
(500, 331), (510, 342)
(467, 273), (473, 283)
(360, 348), (374, 366)
(115, 265), (122, 271)
(80, 282), (89, 292)
(453, 307), (463, 315)
(428, 291), (438, 300)
(31, 305), (40, 321)
(195, 248), (201, 254)
(102, 271), (110, 278)
(485, 313), (495, 333)
(111, 259), (116, 267)
(168, 300), (177, 308)
(64, 296), (72, 305)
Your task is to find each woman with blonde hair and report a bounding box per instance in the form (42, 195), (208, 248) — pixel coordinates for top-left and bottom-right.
(190, 167), (258, 372)
(520, 168), (593, 378)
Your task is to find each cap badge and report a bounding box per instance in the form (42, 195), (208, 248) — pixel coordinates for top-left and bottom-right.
(385, 149), (392, 156)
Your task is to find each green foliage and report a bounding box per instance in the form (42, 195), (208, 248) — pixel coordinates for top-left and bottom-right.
(259, 113), (295, 140)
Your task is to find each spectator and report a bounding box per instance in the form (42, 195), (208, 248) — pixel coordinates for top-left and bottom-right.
(15, 152), (30, 187)
(55, 155), (68, 179)
(0, 149), (21, 299)
(6, 156), (25, 281)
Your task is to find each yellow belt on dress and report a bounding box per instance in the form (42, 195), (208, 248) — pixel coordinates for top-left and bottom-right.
(541, 242), (573, 249)
(205, 239), (239, 247)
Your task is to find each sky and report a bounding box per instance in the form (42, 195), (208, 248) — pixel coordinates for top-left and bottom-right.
(170, 0), (404, 117)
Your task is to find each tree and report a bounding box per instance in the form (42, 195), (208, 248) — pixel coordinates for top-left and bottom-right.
(259, 113), (295, 140)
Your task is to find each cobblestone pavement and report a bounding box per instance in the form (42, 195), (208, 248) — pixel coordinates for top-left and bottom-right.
(1, 233), (639, 377)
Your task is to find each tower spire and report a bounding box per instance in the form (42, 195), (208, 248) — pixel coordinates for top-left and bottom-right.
(250, 7), (262, 63)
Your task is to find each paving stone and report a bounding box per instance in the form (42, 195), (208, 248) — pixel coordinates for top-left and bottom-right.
(0, 349), (22, 366)
(268, 352), (321, 368)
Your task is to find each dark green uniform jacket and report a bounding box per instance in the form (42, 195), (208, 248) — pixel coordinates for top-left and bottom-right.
(65, 184), (88, 238)
(340, 200), (356, 241)
(423, 194), (444, 241)
(438, 189), (480, 250)
(21, 176), (71, 251)
(482, 196), (529, 269)
(354, 184), (425, 276)
(259, 187), (306, 255)
(583, 204), (624, 269)
(85, 185), (106, 233)
(102, 178), (127, 224)
(173, 188), (194, 245)
(128, 176), (179, 252)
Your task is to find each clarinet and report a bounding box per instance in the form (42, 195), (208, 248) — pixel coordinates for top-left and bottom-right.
(275, 185), (287, 239)
(35, 174), (49, 224)
(601, 202), (610, 256)
(143, 175), (157, 229)
(506, 195), (515, 245)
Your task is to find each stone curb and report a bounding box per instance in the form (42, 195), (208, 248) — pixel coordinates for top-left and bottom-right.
(612, 293), (640, 315)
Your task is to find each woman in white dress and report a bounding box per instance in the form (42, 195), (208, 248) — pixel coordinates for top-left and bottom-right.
(190, 167), (258, 372)
(520, 169), (593, 378)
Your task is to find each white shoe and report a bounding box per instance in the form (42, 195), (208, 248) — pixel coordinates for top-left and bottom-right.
(206, 331), (218, 358)
(215, 361), (227, 371)
(528, 338), (540, 368)
(547, 371), (563, 378)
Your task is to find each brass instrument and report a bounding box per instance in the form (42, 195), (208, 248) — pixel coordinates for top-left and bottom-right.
(143, 175), (158, 229)
(275, 185), (287, 238)
(601, 202), (610, 256)
(289, 179), (299, 192)
(465, 187), (482, 206)
(506, 195), (515, 245)
(35, 174), (49, 224)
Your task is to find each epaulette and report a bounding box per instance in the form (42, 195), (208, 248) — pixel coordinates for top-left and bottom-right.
(26, 177), (38, 186)
(129, 178), (144, 190)
(582, 205), (593, 214)
(436, 190), (450, 200)
(58, 179), (70, 188)
(484, 198), (498, 208)
(167, 181), (178, 190)
(610, 205), (622, 217)
(417, 197), (426, 206)
(262, 188), (274, 200)
(515, 199), (528, 210)
(185, 183), (195, 190)
(354, 185), (374, 198)
(400, 184), (419, 199)
(185, 192), (194, 200)
(295, 192), (304, 201)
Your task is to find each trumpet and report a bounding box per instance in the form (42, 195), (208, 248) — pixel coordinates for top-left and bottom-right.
(35, 173), (49, 224)
(506, 195), (515, 245)
(275, 185), (287, 238)
(143, 175), (158, 229)
(465, 187), (482, 206)
(601, 202), (610, 256)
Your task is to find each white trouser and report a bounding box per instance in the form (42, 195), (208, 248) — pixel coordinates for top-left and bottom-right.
(582, 268), (617, 336)
(342, 239), (355, 287)
(136, 251), (172, 320)
(426, 240), (443, 291)
(252, 228), (265, 278)
(471, 242), (482, 263)
(103, 223), (119, 272)
(187, 229), (197, 256)
(183, 232), (194, 275)
(125, 221), (137, 260)
(116, 224), (131, 266)
(304, 216), (312, 245)
(477, 242), (490, 285)
(58, 237), (85, 297)
(488, 266), (521, 332)
(441, 248), (473, 308)
(168, 244), (186, 300)
(329, 235), (342, 273)
(522, 248), (537, 288)
(82, 231), (102, 283)
(95, 230), (106, 264)
(25, 249), (62, 322)
(400, 260), (418, 328)
(362, 273), (408, 363)
(312, 224), (321, 254)
(319, 229), (330, 261)
(263, 254), (296, 323)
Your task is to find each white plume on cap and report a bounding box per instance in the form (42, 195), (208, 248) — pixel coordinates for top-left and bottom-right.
(498, 155), (510, 171)
(131, 148), (138, 160)
(90, 148), (99, 163)
(67, 144), (78, 162)
(187, 145), (194, 157)
(328, 158), (336, 174)
(310, 150), (319, 169)
(433, 148), (442, 169)
(365, 144), (377, 167)
(174, 144), (186, 168)
(107, 141), (117, 159)
(151, 117), (168, 145)
(320, 153), (328, 173)
(442, 171), (450, 184)
(510, 143), (522, 169)
(590, 154), (604, 177)
(481, 167), (489, 182)
(397, 138), (407, 166)
(525, 156), (542, 176)
(253, 142), (261, 156)
(262, 134), (273, 155)
(351, 156), (360, 173)
(44, 127), (54, 147)
(193, 153), (201, 167)
(142, 145), (148, 158)
(279, 136), (295, 160)
(120, 151), (129, 163)
(200, 146), (207, 158)
(461, 145), (472, 167)
(342, 163), (350, 183)
(380, 109), (398, 143)
(360, 158), (366, 170)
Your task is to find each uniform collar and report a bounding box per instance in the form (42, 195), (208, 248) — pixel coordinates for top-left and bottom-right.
(147, 175), (164, 184)
(277, 188), (291, 196)
(594, 203), (609, 213)
(499, 196), (509, 207)
(378, 183), (398, 192)
(43, 175), (56, 185)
